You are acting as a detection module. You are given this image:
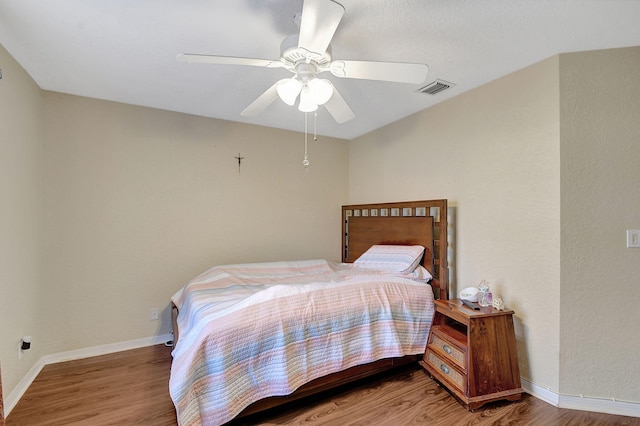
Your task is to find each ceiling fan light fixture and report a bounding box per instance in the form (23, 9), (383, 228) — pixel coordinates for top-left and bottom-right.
(298, 86), (318, 112)
(307, 78), (333, 105)
(277, 78), (303, 106)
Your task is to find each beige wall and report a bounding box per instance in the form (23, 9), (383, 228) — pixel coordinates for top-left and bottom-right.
(350, 46), (640, 404)
(349, 57), (562, 392)
(39, 93), (349, 355)
(0, 45), (44, 395)
(559, 47), (640, 401)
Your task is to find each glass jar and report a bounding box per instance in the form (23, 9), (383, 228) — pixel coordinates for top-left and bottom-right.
(478, 280), (490, 307)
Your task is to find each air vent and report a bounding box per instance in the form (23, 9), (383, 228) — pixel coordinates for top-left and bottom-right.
(418, 79), (454, 95)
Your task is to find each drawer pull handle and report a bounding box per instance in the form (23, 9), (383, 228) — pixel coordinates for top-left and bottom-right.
(440, 364), (450, 375)
(442, 344), (452, 354)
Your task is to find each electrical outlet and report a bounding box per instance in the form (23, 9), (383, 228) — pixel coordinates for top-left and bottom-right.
(627, 230), (640, 248)
(150, 307), (159, 321)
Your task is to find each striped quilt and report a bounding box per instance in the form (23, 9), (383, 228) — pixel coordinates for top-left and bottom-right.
(169, 259), (434, 426)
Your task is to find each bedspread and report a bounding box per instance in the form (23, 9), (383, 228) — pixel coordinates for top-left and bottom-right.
(169, 259), (434, 426)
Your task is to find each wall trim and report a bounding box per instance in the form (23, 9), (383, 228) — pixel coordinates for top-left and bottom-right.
(558, 394), (640, 418)
(41, 333), (172, 365)
(3, 357), (45, 419)
(522, 377), (640, 418)
(521, 377), (559, 406)
(4, 333), (172, 417)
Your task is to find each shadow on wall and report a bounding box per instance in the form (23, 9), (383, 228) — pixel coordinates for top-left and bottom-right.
(447, 206), (457, 299)
(510, 304), (531, 385)
(1, 363), (5, 424)
(156, 304), (175, 344)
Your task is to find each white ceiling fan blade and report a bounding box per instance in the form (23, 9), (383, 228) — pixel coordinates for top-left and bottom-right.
(298, 0), (345, 56)
(323, 84), (354, 123)
(177, 53), (283, 68)
(241, 79), (289, 117)
(330, 60), (428, 84)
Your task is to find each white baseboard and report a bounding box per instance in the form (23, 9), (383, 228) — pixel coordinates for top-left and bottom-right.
(3, 356), (45, 419)
(4, 333), (172, 417)
(522, 377), (640, 418)
(41, 333), (172, 365)
(521, 377), (559, 406)
(558, 394), (640, 418)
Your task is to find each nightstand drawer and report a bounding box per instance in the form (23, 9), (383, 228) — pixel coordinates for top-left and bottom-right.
(429, 332), (466, 369)
(425, 350), (465, 393)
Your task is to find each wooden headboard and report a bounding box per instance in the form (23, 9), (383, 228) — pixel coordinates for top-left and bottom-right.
(342, 200), (449, 300)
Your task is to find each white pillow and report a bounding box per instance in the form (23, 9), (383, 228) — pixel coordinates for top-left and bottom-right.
(354, 245), (425, 274)
(403, 265), (433, 282)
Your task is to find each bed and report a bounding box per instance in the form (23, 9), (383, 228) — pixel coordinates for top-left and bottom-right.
(169, 200), (449, 425)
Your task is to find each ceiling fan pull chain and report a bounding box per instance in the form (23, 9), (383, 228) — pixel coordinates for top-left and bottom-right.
(314, 112), (318, 142)
(303, 112), (310, 171)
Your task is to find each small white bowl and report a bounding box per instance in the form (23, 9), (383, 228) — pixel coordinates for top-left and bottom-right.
(459, 287), (479, 302)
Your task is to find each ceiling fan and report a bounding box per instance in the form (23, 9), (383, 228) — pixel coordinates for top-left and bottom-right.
(177, 0), (428, 124)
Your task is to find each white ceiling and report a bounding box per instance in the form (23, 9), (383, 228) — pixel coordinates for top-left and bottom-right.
(1, 0), (640, 140)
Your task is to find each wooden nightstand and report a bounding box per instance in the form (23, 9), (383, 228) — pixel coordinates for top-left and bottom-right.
(419, 299), (523, 410)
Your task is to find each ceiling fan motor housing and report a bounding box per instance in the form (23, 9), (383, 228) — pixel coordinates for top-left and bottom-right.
(280, 34), (332, 72)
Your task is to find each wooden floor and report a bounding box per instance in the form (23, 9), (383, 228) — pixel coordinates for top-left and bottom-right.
(6, 345), (639, 425)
